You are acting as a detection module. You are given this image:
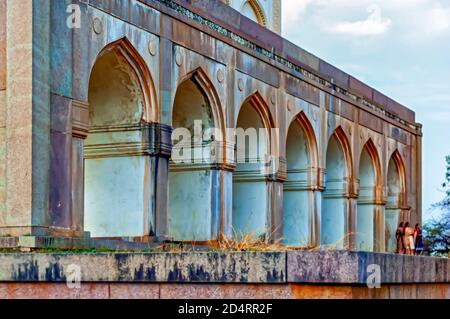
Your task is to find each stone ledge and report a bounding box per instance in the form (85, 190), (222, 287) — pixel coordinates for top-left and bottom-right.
(287, 251), (450, 284)
(0, 251), (448, 284)
(0, 236), (165, 251)
(0, 252), (286, 283)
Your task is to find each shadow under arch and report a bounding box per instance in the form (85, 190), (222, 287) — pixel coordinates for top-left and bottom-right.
(84, 37), (159, 238)
(356, 138), (383, 252)
(389, 149), (407, 206)
(385, 149), (408, 252)
(286, 111), (319, 169)
(88, 37), (158, 124)
(328, 126), (354, 185)
(172, 67), (226, 151)
(232, 91), (276, 241)
(167, 67), (228, 242)
(282, 111), (320, 247)
(321, 126), (354, 249)
(361, 138), (383, 201)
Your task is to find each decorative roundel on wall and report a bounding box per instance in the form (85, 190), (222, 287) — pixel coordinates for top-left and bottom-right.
(175, 52), (183, 67)
(270, 92), (276, 105)
(312, 110), (317, 122)
(93, 17), (103, 35)
(238, 78), (244, 91)
(217, 69), (224, 83)
(148, 40), (157, 56)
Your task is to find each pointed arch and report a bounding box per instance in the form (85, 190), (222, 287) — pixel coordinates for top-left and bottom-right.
(321, 126), (354, 249)
(173, 67), (226, 144)
(84, 37), (158, 238)
(239, 91), (275, 129)
(388, 149), (407, 207)
(360, 138), (383, 202)
(287, 111), (319, 169)
(328, 126), (354, 182)
(237, 91), (276, 157)
(283, 111), (319, 247)
(88, 37), (158, 124)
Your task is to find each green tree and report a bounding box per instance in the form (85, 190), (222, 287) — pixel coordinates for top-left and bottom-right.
(423, 155), (450, 256)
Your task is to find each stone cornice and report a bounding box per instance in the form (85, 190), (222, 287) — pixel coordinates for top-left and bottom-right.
(137, 0), (420, 133)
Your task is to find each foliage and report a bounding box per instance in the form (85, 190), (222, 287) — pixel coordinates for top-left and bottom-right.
(424, 156), (450, 257)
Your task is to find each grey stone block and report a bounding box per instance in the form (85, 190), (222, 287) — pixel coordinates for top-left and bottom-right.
(287, 250), (359, 283)
(0, 252), (286, 283)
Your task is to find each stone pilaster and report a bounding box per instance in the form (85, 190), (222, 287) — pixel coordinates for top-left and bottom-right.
(151, 123), (172, 239)
(70, 99), (89, 235)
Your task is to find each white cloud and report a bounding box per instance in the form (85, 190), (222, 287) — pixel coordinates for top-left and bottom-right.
(281, 0), (312, 25)
(424, 7), (450, 33)
(328, 4), (392, 36)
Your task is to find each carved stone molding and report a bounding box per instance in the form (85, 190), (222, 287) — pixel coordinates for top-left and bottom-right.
(71, 100), (89, 139)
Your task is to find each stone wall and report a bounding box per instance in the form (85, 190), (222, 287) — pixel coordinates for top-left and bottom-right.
(0, 251), (449, 299)
(0, 0), (423, 253)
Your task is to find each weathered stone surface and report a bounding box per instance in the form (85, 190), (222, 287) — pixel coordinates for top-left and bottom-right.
(0, 0), (423, 257)
(109, 283), (160, 299)
(160, 283), (293, 299)
(290, 284), (353, 299)
(349, 76), (372, 101)
(0, 283), (109, 299)
(5, 0), (34, 228)
(0, 0), (6, 91)
(1, 281), (450, 299)
(289, 251), (449, 284)
(0, 252), (286, 283)
(287, 251), (359, 283)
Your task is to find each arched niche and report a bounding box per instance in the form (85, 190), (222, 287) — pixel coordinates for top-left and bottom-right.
(356, 140), (380, 251)
(168, 70), (224, 241)
(232, 93), (273, 240)
(321, 128), (352, 249)
(282, 113), (318, 246)
(84, 39), (156, 238)
(385, 150), (406, 252)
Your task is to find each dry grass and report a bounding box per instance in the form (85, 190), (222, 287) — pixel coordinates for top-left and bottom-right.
(146, 230), (359, 253)
(207, 229), (288, 252)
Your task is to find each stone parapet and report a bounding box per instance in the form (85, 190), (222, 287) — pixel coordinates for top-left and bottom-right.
(0, 251), (448, 285)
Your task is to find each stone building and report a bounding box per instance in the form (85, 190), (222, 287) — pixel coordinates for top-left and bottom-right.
(0, 0), (422, 253)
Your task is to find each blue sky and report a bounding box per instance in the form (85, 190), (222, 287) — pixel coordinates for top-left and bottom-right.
(281, 0), (450, 220)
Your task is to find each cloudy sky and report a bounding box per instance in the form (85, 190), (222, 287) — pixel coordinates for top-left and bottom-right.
(281, 0), (450, 220)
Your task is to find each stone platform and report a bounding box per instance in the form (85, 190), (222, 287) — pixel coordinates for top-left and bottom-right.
(0, 251), (449, 299)
(0, 236), (169, 252)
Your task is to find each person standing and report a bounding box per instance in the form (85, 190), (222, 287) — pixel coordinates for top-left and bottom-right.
(404, 222), (415, 256)
(396, 222), (405, 254)
(414, 224), (424, 255)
